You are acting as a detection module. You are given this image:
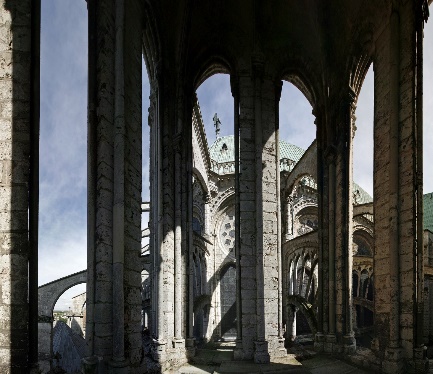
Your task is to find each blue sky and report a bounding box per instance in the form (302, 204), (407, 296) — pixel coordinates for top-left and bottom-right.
(40, 1), (433, 309)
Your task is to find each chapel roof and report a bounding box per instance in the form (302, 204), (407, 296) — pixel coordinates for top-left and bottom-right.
(208, 135), (374, 205)
(353, 183), (373, 205)
(209, 135), (304, 169)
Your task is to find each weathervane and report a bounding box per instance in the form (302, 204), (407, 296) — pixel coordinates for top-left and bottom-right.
(213, 113), (221, 139)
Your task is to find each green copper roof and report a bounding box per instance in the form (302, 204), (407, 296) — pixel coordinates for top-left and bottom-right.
(279, 140), (305, 163)
(353, 183), (373, 204)
(425, 193), (433, 232)
(208, 135), (374, 205)
(209, 136), (235, 164)
(209, 135), (305, 170)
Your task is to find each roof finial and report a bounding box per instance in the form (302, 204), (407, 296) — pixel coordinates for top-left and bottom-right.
(213, 113), (221, 139)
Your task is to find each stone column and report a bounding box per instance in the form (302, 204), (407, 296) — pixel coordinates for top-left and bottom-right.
(253, 68), (285, 362)
(334, 90), (356, 353)
(148, 86), (159, 340)
(286, 306), (296, 341)
(238, 72), (257, 360)
(231, 75), (244, 359)
(149, 73), (191, 369)
(372, 10), (402, 371)
(324, 145), (336, 352)
(293, 260), (298, 298)
(275, 81), (284, 341)
(372, 4), (427, 372)
(186, 93), (196, 354)
(86, 0), (117, 365)
(314, 107), (327, 352)
(85, 1), (143, 370)
(173, 138), (184, 348)
(149, 71), (170, 365)
(414, 2), (427, 370)
(29, 1), (41, 370)
(111, 0), (127, 366)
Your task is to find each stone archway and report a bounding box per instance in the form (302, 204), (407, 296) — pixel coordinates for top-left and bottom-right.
(38, 270), (87, 372)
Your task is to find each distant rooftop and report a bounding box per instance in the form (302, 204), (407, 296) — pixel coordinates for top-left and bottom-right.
(353, 183), (373, 205)
(52, 321), (86, 373)
(209, 135), (306, 174)
(208, 135), (374, 205)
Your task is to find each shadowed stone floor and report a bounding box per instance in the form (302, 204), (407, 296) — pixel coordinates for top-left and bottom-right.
(170, 342), (370, 374)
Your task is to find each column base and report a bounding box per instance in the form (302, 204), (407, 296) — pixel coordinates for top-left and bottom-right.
(233, 339), (244, 360)
(153, 339), (167, 363)
(382, 346), (404, 374)
(314, 332), (325, 352)
(185, 338), (196, 358)
(172, 338), (185, 348)
(412, 346), (429, 374)
(370, 337), (380, 352)
(81, 356), (102, 374)
(254, 340), (270, 364)
(343, 334), (356, 354)
(28, 363), (40, 374)
(108, 357), (129, 374)
(323, 334), (337, 353)
(185, 337), (195, 347)
(270, 337), (287, 358)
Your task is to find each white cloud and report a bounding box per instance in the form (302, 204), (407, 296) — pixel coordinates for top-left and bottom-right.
(353, 68), (374, 197)
(39, 1), (88, 286)
(280, 82), (316, 150)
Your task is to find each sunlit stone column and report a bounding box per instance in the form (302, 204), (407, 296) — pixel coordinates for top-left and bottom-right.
(173, 139), (184, 348)
(238, 72), (258, 360)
